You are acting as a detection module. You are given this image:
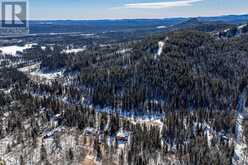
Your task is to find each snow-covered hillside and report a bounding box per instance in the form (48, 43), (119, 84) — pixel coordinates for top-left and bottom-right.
(233, 111), (248, 165)
(0, 44), (37, 56)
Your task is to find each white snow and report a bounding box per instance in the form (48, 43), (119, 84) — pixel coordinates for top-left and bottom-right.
(41, 46), (46, 50)
(224, 28), (230, 33)
(128, 117), (163, 128)
(236, 113), (244, 144)
(156, 26), (166, 29)
(205, 128), (213, 148)
(233, 109), (248, 164)
(0, 44), (36, 56)
(62, 47), (86, 54)
(18, 63), (40, 72)
(238, 24), (247, 30)
(19, 63), (65, 81)
(30, 69), (65, 80)
(158, 41), (165, 56)
(0, 87), (13, 94)
(116, 129), (129, 139)
(116, 48), (132, 54)
(155, 41), (165, 59)
(80, 33), (95, 36)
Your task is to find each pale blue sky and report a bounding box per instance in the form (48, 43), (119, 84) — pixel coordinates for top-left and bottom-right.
(29, 0), (248, 20)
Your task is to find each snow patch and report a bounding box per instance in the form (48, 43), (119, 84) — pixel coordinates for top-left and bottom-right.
(0, 44), (36, 56)
(18, 63), (40, 72)
(62, 47), (86, 54)
(41, 46), (46, 50)
(156, 26), (166, 29)
(224, 28), (230, 33)
(80, 33), (95, 36)
(157, 41), (165, 56)
(238, 24), (247, 30)
(233, 109), (248, 164)
(155, 41), (165, 60)
(116, 48), (132, 54)
(30, 69), (65, 80)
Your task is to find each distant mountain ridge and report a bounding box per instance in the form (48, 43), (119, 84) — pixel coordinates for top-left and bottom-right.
(198, 14), (248, 24)
(27, 14), (248, 34)
(1, 14), (247, 36)
(29, 14), (248, 25)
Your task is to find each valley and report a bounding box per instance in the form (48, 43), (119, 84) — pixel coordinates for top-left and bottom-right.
(0, 16), (248, 165)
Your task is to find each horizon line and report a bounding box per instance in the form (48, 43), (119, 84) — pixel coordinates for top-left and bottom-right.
(23, 13), (248, 21)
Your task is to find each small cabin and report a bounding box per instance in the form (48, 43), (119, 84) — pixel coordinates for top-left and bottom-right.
(116, 129), (129, 142)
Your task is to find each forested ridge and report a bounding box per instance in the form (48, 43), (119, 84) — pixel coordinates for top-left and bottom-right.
(39, 30), (248, 112)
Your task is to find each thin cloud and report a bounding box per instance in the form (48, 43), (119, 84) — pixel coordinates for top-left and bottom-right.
(112, 0), (204, 10)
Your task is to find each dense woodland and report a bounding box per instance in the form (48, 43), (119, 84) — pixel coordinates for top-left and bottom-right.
(0, 88), (238, 164)
(0, 22), (248, 164)
(38, 30), (248, 113)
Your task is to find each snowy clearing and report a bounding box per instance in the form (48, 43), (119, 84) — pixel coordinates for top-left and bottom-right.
(157, 41), (165, 56)
(30, 69), (65, 80)
(18, 63), (41, 72)
(154, 41), (165, 60)
(62, 47), (86, 54)
(0, 44), (37, 56)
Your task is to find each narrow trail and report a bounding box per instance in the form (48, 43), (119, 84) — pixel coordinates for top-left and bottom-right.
(233, 89), (248, 165)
